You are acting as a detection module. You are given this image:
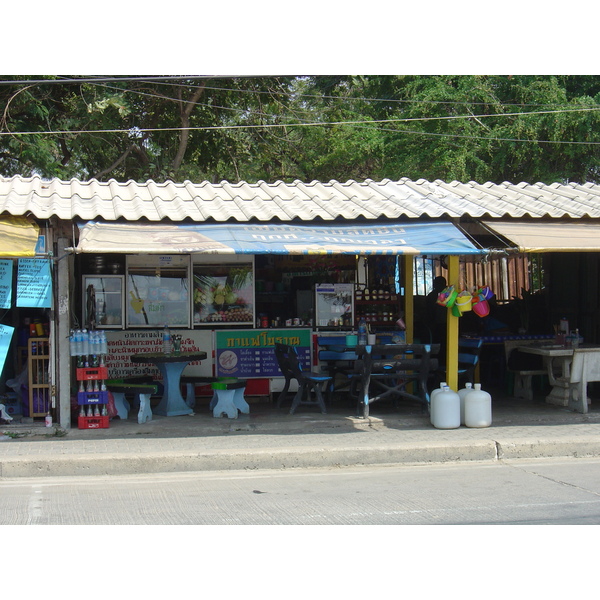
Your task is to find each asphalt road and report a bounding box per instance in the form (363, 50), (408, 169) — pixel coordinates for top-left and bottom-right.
(2, 457), (600, 525)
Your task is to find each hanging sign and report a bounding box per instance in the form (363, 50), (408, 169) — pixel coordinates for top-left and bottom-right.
(17, 258), (52, 308)
(0, 324), (14, 376)
(0, 260), (12, 309)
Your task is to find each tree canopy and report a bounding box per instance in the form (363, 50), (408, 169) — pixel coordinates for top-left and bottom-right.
(1, 75), (600, 184)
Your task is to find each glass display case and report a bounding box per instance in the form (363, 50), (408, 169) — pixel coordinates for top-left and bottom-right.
(82, 275), (125, 329)
(192, 259), (254, 326)
(315, 283), (354, 329)
(126, 255), (190, 327)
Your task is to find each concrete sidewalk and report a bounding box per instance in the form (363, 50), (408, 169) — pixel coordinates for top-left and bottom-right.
(2, 388), (600, 478)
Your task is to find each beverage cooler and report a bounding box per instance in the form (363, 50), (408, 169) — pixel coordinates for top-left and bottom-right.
(314, 283), (354, 329)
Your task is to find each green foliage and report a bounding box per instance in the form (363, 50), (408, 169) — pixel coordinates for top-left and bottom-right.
(1, 75), (600, 184)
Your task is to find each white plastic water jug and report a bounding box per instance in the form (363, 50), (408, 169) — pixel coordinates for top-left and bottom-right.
(429, 381), (447, 425)
(458, 382), (473, 426)
(464, 383), (492, 428)
(431, 386), (460, 429)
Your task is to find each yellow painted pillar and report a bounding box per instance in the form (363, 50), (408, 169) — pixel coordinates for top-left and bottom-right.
(446, 255), (460, 391)
(403, 255), (414, 343)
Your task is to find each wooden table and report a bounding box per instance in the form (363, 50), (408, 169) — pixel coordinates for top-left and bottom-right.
(130, 350), (208, 416)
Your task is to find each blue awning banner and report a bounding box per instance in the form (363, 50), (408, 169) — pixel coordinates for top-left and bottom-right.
(76, 221), (485, 256)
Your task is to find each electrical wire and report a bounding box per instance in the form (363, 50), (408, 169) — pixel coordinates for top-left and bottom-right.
(3, 106), (600, 146)
(2, 75), (596, 110)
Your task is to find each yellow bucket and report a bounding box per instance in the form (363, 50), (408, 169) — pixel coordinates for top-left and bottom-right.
(455, 292), (472, 313)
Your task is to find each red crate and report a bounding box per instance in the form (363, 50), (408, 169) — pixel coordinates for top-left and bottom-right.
(78, 415), (109, 429)
(76, 367), (108, 381)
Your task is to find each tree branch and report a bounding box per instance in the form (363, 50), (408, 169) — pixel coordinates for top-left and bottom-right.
(92, 144), (136, 180)
(171, 81), (207, 173)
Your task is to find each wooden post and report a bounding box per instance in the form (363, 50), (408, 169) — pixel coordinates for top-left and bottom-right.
(446, 255), (460, 391)
(403, 255), (414, 343)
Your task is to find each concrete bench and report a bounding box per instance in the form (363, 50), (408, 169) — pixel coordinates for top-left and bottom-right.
(210, 378), (249, 419)
(106, 380), (158, 424)
(180, 376), (220, 409)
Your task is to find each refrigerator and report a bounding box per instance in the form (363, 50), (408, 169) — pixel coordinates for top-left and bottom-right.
(315, 283), (354, 329)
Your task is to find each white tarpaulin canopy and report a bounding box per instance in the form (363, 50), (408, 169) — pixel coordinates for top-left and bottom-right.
(75, 221), (485, 256)
(483, 220), (600, 253)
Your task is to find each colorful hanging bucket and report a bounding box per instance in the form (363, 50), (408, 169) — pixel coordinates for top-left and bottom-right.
(477, 286), (494, 300)
(437, 286), (457, 308)
(455, 292), (472, 313)
(472, 297), (490, 317)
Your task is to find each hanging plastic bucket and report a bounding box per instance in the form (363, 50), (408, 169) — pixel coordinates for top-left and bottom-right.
(478, 286), (494, 300)
(473, 298), (490, 317)
(437, 286), (457, 308)
(455, 292), (472, 313)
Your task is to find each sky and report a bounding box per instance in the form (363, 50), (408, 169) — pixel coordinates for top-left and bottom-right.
(8, 2), (599, 75)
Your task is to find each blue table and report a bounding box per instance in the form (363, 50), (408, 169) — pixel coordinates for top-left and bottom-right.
(130, 351), (208, 416)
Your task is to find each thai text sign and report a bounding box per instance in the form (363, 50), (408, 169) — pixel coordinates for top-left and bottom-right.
(17, 258), (52, 308)
(215, 328), (311, 378)
(104, 329), (213, 380)
(0, 260), (12, 309)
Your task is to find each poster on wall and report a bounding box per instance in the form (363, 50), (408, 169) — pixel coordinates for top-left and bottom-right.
(16, 258), (52, 308)
(214, 328), (312, 378)
(104, 329), (213, 380)
(0, 260), (12, 309)
(0, 324), (14, 376)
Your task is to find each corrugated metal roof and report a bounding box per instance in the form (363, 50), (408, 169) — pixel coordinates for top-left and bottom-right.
(1, 174), (600, 223)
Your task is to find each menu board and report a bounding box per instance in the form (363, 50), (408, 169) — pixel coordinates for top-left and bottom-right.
(17, 258), (52, 308)
(0, 260), (12, 309)
(215, 329), (312, 378)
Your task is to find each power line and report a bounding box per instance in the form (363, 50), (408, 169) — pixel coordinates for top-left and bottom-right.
(2, 105), (600, 144)
(3, 75), (596, 111)
(0, 75), (215, 86)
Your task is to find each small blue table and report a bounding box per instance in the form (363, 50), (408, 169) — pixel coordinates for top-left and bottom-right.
(130, 351), (208, 417)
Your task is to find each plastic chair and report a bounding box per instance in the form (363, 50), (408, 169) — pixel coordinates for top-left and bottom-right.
(317, 336), (358, 402)
(274, 343), (331, 414)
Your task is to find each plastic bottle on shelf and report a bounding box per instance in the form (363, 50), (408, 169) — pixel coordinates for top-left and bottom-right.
(100, 330), (108, 355)
(69, 330), (77, 357)
(75, 330), (83, 357)
(163, 324), (172, 354)
(81, 329), (89, 357)
(358, 318), (368, 345)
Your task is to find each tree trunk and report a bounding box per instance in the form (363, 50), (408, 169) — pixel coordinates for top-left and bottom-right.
(171, 82), (207, 173)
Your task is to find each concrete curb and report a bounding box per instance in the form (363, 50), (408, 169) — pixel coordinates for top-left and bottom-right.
(0, 441), (495, 478)
(3, 437), (600, 478)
